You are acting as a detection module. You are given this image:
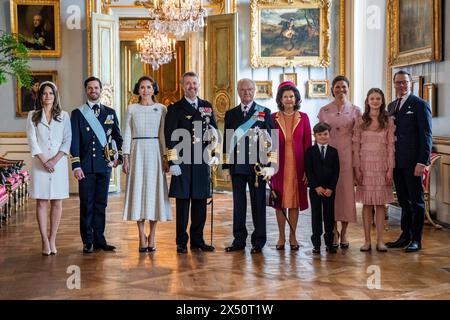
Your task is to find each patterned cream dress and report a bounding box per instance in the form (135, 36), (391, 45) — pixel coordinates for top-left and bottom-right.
(122, 103), (172, 221)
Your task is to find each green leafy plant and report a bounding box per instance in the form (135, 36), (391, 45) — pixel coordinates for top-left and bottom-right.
(0, 31), (32, 88)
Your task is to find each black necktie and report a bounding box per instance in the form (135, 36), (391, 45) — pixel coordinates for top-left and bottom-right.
(321, 145), (325, 160)
(93, 104), (100, 117)
(394, 98), (402, 114)
(191, 102), (196, 109)
(243, 105), (248, 117)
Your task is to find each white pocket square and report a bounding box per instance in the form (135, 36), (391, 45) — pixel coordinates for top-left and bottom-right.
(406, 111), (414, 114)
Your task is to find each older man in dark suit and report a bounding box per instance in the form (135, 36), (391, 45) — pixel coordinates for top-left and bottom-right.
(386, 70), (432, 252)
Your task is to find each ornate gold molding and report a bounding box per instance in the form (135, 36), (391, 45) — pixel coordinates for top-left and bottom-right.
(0, 132), (27, 138)
(339, 0), (345, 75)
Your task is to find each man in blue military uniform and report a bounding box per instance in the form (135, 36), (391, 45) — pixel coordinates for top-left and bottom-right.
(222, 78), (275, 254)
(70, 77), (123, 253)
(165, 71), (219, 254)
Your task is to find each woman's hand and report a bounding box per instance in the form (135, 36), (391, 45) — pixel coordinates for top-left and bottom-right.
(354, 167), (362, 185)
(302, 172), (308, 185)
(386, 169), (393, 185)
(44, 158), (57, 173)
(122, 156), (129, 175)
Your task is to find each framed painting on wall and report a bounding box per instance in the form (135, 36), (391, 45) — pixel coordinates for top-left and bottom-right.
(280, 73), (298, 85)
(423, 83), (437, 117)
(10, 0), (61, 57)
(255, 81), (273, 99)
(16, 70), (58, 117)
(308, 80), (329, 98)
(387, 0), (442, 67)
(250, 0), (331, 68)
(411, 75), (424, 98)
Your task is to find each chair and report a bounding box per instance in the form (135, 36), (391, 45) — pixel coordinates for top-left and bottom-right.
(422, 152), (442, 229)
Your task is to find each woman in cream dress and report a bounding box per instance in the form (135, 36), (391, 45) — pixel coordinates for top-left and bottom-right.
(26, 81), (72, 256)
(122, 76), (172, 252)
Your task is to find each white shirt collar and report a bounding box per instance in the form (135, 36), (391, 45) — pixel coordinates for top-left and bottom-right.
(185, 97), (198, 107)
(87, 100), (100, 109)
(241, 101), (254, 111)
(317, 143), (328, 149)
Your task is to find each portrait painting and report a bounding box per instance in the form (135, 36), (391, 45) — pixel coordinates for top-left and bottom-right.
(16, 70), (58, 117)
(10, 0), (61, 57)
(308, 80), (329, 98)
(255, 81), (273, 99)
(388, 0), (442, 67)
(250, 0), (331, 68)
(411, 76), (424, 98)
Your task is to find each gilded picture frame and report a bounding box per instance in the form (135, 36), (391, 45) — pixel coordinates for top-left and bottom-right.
(387, 0), (442, 67)
(255, 81), (273, 99)
(10, 0), (61, 58)
(280, 73), (298, 85)
(411, 75), (424, 98)
(423, 83), (437, 117)
(16, 70), (58, 117)
(250, 0), (331, 68)
(308, 80), (329, 98)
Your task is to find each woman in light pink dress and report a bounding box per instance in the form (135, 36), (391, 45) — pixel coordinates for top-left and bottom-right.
(353, 88), (395, 252)
(318, 76), (361, 249)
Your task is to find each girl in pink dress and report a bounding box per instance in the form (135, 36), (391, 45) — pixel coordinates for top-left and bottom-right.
(318, 76), (361, 249)
(353, 88), (395, 252)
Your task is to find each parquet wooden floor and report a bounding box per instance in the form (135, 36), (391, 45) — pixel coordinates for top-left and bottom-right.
(1, 186), (450, 300)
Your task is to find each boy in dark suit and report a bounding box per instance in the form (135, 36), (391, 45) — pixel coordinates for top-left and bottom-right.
(305, 122), (340, 254)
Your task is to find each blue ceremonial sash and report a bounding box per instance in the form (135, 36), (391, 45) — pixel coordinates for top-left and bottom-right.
(79, 104), (107, 147)
(229, 105), (265, 152)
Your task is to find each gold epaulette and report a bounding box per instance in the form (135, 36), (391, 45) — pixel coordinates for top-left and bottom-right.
(267, 152), (278, 164)
(167, 148), (178, 161)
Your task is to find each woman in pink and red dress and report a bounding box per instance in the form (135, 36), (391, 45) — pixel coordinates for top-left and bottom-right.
(271, 81), (312, 251)
(318, 75), (362, 249)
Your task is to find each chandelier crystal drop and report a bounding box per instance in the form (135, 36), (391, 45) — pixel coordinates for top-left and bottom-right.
(138, 0), (207, 37)
(136, 28), (176, 70)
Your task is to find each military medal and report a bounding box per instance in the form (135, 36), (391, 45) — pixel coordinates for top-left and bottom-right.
(257, 111), (265, 121)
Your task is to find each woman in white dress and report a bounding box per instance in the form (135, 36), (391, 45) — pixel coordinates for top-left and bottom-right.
(122, 76), (172, 252)
(26, 81), (72, 256)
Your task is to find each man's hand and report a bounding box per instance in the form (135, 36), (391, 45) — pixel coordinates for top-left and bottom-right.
(261, 167), (275, 179)
(302, 173), (308, 185)
(163, 158), (169, 173)
(209, 156), (219, 166)
(324, 189), (333, 197)
(223, 169), (231, 182)
(315, 186), (326, 196)
(73, 168), (85, 180)
(170, 165), (182, 176)
(414, 164), (425, 177)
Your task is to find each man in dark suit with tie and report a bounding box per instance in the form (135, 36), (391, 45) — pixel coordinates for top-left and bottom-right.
(222, 78), (275, 254)
(165, 71), (219, 254)
(386, 70), (432, 252)
(70, 77), (123, 253)
(305, 122), (340, 254)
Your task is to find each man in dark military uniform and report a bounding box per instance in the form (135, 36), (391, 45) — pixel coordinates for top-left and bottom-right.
(70, 77), (123, 253)
(165, 71), (219, 254)
(222, 78), (276, 254)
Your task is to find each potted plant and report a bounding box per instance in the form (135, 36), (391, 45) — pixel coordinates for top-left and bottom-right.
(0, 30), (32, 88)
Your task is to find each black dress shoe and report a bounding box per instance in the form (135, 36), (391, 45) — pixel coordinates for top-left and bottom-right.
(147, 247), (156, 252)
(191, 243), (215, 252)
(83, 243), (94, 253)
(405, 241), (421, 253)
(177, 245), (188, 254)
(312, 247), (321, 254)
(250, 247), (262, 254)
(326, 246), (337, 253)
(94, 243), (116, 251)
(225, 245), (245, 252)
(386, 238), (410, 248)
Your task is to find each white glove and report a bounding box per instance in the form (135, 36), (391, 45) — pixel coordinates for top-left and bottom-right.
(209, 156), (219, 166)
(261, 167), (275, 179)
(170, 165), (182, 176)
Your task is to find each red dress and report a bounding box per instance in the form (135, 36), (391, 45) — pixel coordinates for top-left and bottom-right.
(271, 111), (312, 211)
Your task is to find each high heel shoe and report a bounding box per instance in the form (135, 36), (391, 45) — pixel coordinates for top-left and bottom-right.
(139, 247), (148, 253)
(147, 247), (156, 252)
(275, 242), (285, 250)
(332, 231), (340, 248)
(360, 244), (372, 252)
(50, 250), (58, 255)
(376, 244), (388, 252)
(42, 250), (51, 256)
(289, 240), (300, 251)
(340, 242), (350, 249)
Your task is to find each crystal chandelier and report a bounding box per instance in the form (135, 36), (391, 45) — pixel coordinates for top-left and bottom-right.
(135, 0), (207, 37)
(136, 27), (176, 70)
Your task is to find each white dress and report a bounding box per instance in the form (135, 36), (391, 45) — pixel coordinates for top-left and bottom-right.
(26, 110), (72, 200)
(122, 103), (172, 221)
